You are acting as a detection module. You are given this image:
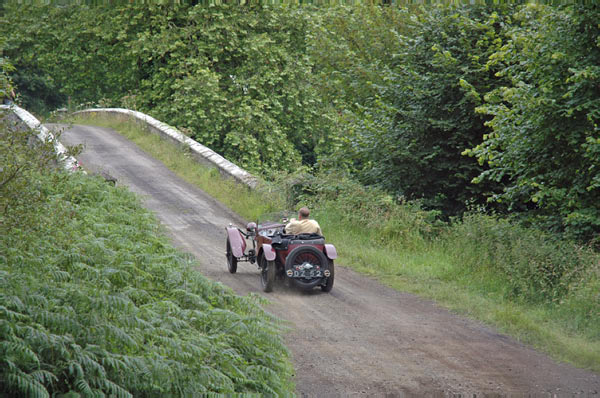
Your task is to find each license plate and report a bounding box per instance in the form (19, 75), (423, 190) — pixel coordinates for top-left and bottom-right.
(293, 270), (322, 279)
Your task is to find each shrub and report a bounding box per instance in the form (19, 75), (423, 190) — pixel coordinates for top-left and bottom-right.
(316, 5), (514, 216)
(268, 169), (442, 250)
(0, 114), (60, 230)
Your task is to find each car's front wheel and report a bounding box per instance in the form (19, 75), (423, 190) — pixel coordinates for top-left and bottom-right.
(260, 255), (275, 292)
(226, 237), (237, 274)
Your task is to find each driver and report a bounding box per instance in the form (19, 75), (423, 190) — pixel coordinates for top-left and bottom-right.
(285, 207), (322, 235)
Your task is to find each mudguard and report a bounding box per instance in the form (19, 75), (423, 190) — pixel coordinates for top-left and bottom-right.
(226, 227), (246, 258)
(324, 244), (337, 260)
(262, 244), (276, 261)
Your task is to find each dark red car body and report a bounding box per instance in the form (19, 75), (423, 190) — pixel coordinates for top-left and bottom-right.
(226, 216), (337, 292)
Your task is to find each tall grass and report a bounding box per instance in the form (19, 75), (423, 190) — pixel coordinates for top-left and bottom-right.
(66, 114), (600, 372)
(309, 178), (599, 369)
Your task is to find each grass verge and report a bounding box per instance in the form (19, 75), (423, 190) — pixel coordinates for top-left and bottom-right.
(319, 205), (600, 371)
(66, 113), (600, 373)
(67, 113), (284, 220)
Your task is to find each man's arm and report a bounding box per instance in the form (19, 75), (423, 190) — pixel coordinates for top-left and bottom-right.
(285, 218), (299, 234)
(314, 221), (322, 236)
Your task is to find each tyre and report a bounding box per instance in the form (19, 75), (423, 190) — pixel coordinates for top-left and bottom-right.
(260, 255), (275, 293)
(285, 246), (329, 291)
(226, 237), (237, 274)
(321, 260), (334, 292)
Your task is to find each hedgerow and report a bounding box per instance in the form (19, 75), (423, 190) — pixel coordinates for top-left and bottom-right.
(0, 121), (294, 397)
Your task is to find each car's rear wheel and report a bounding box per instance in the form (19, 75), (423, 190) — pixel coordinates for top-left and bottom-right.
(321, 260), (334, 292)
(260, 255), (275, 292)
(285, 246), (329, 291)
(226, 237), (237, 274)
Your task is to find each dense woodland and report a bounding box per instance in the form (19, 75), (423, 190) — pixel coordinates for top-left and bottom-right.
(1, 3), (600, 396)
(2, 3), (599, 243)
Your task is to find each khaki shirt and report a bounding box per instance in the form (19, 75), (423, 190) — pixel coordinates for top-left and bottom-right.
(285, 218), (322, 235)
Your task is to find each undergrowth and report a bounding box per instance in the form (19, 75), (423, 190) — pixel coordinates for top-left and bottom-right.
(0, 116), (294, 397)
(66, 113), (600, 372)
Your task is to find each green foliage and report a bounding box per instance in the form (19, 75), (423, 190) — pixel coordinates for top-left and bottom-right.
(263, 166), (600, 341)
(444, 213), (600, 344)
(0, 52), (14, 101)
(131, 4), (319, 172)
(3, 0), (600, 378)
(305, 5), (405, 165)
(447, 214), (597, 305)
(317, 5), (514, 216)
(72, 100), (600, 370)
(0, 123), (294, 396)
(0, 4), (325, 172)
(469, 4), (600, 243)
(3, 3), (600, 241)
(0, 115), (59, 229)
(271, 169), (442, 248)
(0, 4), (140, 115)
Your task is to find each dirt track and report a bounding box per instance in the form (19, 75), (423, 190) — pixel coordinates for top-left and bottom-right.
(54, 123), (600, 397)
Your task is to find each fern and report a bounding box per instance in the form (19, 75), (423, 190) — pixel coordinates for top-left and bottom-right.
(49, 268), (71, 283)
(0, 305), (29, 322)
(1, 339), (40, 368)
(3, 295), (26, 312)
(4, 371), (49, 398)
(78, 352), (106, 380)
(23, 294), (49, 309)
(67, 362), (85, 380)
(0, 166), (294, 396)
(74, 377), (94, 397)
(100, 379), (132, 398)
(30, 370), (58, 387)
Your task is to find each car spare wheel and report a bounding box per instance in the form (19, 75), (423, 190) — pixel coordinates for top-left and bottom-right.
(285, 246), (329, 291)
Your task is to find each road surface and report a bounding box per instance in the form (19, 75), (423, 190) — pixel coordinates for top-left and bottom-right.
(53, 123), (600, 397)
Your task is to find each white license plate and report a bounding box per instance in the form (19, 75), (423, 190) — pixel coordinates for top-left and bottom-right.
(293, 270), (322, 279)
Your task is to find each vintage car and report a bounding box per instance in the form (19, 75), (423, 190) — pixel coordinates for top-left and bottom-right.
(225, 211), (337, 293)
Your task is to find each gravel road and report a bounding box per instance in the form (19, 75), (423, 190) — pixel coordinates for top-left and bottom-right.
(53, 123), (600, 397)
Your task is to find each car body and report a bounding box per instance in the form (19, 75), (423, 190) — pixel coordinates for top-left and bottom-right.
(226, 212), (336, 292)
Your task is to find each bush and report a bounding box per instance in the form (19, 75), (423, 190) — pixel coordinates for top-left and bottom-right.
(0, 114), (60, 230)
(0, 4), (323, 173)
(315, 5), (514, 216)
(269, 169), (442, 250)
(557, 273), (600, 340)
(0, 52), (14, 102)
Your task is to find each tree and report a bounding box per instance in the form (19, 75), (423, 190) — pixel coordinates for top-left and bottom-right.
(325, 5), (514, 216)
(0, 49), (14, 102)
(470, 4), (600, 243)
